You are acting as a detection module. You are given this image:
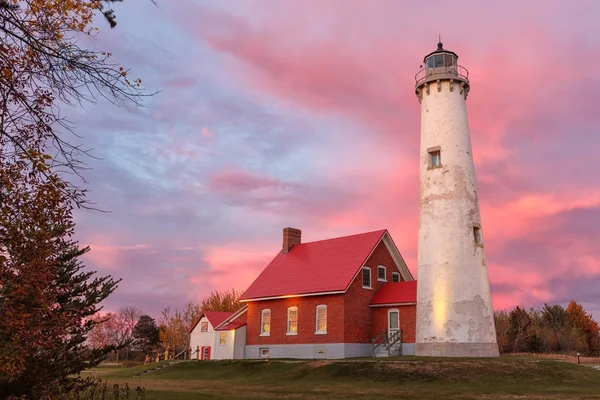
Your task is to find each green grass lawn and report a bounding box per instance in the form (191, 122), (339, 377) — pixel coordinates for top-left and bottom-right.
(87, 356), (600, 400)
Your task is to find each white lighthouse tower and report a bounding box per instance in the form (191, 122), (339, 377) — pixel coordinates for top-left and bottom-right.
(414, 42), (499, 357)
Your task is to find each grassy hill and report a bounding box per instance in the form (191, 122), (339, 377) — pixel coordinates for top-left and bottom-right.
(89, 356), (600, 399)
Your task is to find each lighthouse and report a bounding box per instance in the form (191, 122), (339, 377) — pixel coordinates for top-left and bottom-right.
(414, 42), (499, 357)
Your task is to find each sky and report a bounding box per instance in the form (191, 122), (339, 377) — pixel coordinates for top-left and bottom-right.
(71, 0), (600, 319)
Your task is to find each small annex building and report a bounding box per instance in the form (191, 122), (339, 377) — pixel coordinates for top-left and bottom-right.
(239, 228), (417, 359)
(189, 309), (247, 360)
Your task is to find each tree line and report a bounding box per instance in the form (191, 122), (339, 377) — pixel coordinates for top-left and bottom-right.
(86, 289), (244, 362)
(494, 300), (600, 356)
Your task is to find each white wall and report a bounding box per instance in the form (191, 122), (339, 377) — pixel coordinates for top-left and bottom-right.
(213, 330), (235, 360)
(233, 326), (246, 359)
(189, 316), (215, 359)
(416, 79), (498, 357)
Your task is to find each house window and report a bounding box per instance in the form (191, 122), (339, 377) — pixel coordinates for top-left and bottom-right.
(287, 307), (298, 335)
(200, 322), (208, 332)
(260, 309), (271, 336)
(377, 265), (386, 281)
(362, 267), (371, 289)
(474, 226), (483, 245)
(219, 332), (226, 345)
(259, 348), (270, 358)
(315, 305), (327, 334)
(392, 272), (400, 283)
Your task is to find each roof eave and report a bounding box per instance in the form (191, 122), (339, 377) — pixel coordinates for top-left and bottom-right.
(239, 290), (346, 302)
(369, 302), (417, 307)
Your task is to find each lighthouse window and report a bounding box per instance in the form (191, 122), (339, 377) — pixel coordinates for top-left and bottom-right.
(473, 226), (483, 245)
(434, 55), (444, 68)
(428, 148), (441, 169)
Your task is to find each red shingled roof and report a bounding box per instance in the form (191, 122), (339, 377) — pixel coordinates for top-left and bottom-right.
(189, 311), (233, 333)
(370, 281), (417, 306)
(240, 229), (387, 301)
(215, 307), (247, 331)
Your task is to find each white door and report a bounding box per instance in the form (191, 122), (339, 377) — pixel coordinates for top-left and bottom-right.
(388, 309), (400, 339)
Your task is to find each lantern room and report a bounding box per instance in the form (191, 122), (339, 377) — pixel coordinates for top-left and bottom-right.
(415, 41), (469, 94)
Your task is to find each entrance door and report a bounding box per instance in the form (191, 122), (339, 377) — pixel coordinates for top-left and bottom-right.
(201, 346), (211, 360)
(388, 309), (400, 340)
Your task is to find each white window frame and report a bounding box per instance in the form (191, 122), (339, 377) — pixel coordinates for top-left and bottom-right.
(219, 332), (226, 346)
(287, 306), (298, 335)
(392, 272), (400, 283)
(259, 348), (270, 358)
(315, 305), (327, 334)
(377, 265), (386, 282)
(260, 309), (271, 336)
(200, 321), (208, 332)
(362, 267), (372, 289)
(388, 308), (400, 338)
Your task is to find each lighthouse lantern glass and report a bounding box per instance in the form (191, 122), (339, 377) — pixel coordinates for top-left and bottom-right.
(426, 54), (457, 69)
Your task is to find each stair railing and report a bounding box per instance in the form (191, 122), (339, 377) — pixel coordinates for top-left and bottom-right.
(388, 329), (402, 356)
(372, 329), (388, 357)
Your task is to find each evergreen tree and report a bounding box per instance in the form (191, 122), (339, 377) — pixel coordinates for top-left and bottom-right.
(0, 161), (119, 398)
(133, 315), (160, 355)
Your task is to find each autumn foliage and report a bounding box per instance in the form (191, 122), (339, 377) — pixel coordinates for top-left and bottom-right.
(0, 0), (152, 398)
(495, 301), (600, 355)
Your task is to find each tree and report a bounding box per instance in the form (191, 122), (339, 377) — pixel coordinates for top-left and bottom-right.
(0, 0), (154, 207)
(508, 306), (536, 353)
(133, 315), (160, 355)
(0, 159), (119, 398)
(1, 1), (157, 396)
(158, 302), (201, 358)
(110, 306), (143, 361)
(87, 312), (118, 349)
(566, 300), (600, 355)
(200, 288), (243, 313)
(494, 311), (511, 354)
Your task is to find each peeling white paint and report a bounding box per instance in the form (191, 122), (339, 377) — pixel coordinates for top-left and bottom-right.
(415, 79), (499, 357)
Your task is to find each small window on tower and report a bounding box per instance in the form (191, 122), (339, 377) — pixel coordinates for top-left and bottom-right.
(428, 148), (441, 169)
(473, 226), (483, 245)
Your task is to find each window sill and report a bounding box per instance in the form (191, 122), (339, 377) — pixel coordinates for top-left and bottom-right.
(362, 286), (372, 290)
(378, 279), (387, 282)
(315, 331), (327, 335)
(475, 244), (484, 248)
(286, 332), (298, 336)
(259, 333), (270, 337)
(427, 165), (442, 170)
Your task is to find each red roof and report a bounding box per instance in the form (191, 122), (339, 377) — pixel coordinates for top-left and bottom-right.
(215, 308), (247, 331)
(189, 311), (233, 333)
(240, 229), (387, 301)
(215, 321), (246, 331)
(370, 281), (417, 306)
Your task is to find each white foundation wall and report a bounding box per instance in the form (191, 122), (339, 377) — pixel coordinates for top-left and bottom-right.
(244, 343), (373, 359)
(416, 80), (498, 356)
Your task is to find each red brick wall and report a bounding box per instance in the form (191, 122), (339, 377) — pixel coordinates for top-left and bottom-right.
(371, 305), (416, 343)
(245, 237), (415, 347)
(343, 240), (401, 343)
(245, 294), (344, 346)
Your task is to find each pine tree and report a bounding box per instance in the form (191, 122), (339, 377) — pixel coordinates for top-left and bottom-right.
(0, 159), (119, 398)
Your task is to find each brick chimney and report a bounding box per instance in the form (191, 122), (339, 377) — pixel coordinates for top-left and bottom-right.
(282, 227), (301, 253)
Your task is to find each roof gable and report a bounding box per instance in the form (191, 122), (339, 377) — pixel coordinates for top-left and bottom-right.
(240, 230), (388, 301)
(189, 311), (233, 333)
